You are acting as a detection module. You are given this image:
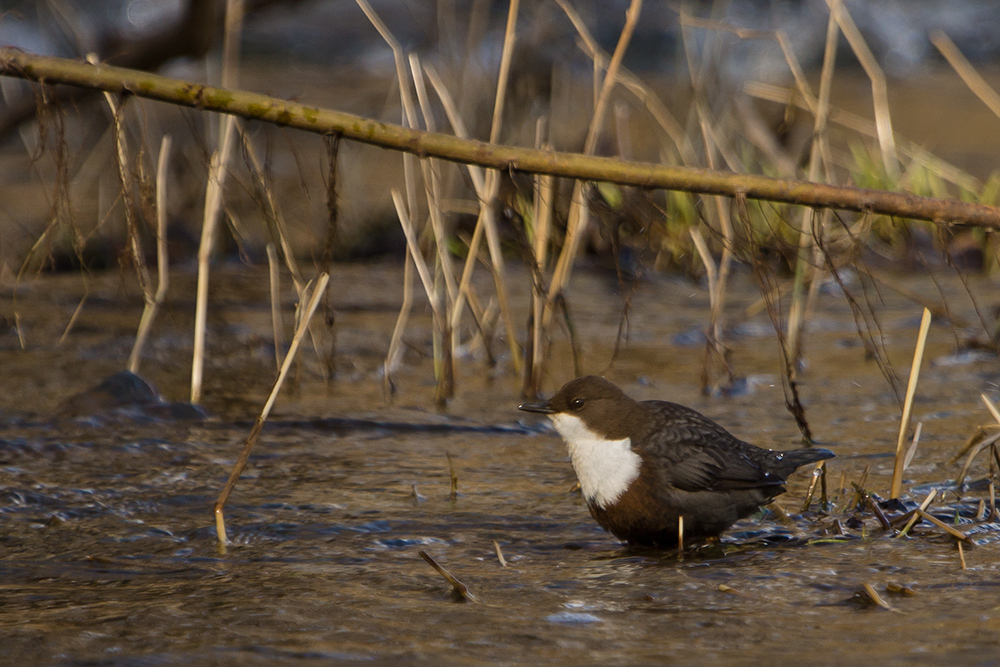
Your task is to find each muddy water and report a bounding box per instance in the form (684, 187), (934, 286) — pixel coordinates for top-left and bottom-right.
(2, 263), (1000, 665)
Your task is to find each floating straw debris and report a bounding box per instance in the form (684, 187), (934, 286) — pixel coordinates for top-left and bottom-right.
(493, 541), (508, 568)
(859, 583), (896, 611)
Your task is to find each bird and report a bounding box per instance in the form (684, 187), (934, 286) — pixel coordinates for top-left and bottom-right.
(518, 376), (834, 547)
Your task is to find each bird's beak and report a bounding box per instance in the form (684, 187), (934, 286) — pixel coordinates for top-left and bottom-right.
(518, 401), (555, 414)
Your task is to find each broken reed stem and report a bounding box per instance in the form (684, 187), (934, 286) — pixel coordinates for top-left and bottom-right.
(849, 463), (870, 510)
(556, 0), (691, 164)
(800, 463), (822, 512)
(90, 54), (160, 372)
(786, 11), (838, 370)
(391, 190), (453, 404)
(191, 0), (243, 405)
(931, 30), (1000, 121)
(128, 134), (172, 374)
(239, 129), (305, 293)
(891, 308), (932, 499)
(418, 550), (478, 602)
(903, 421), (922, 470)
(267, 243), (284, 370)
(914, 508), (973, 544)
(422, 63), (495, 359)
(982, 393), (1000, 425)
(214, 273), (330, 545)
(384, 254), (414, 399)
(897, 488), (938, 538)
(677, 515), (684, 561)
(475, 0), (524, 378)
(446, 452), (458, 501)
(864, 493), (892, 531)
(58, 292), (88, 346)
(861, 583), (893, 610)
(825, 0), (898, 178)
(958, 541), (968, 570)
(680, 11), (736, 392)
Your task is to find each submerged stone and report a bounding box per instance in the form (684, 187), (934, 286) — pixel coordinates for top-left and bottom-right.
(54, 370), (207, 422)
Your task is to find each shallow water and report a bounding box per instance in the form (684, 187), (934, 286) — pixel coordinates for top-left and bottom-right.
(2, 263), (1000, 665)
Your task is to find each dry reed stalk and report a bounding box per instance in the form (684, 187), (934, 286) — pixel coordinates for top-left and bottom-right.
(896, 488), (937, 538)
(410, 57), (458, 397)
(446, 452), (459, 501)
(931, 31), (1000, 120)
(824, 0), (898, 178)
(409, 55), (458, 307)
(983, 393), (1000, 425)
(860, 583), (894, 610)
(800, 463), (823, 512)
(266, 244), (284, 370)
(956, 429), (1000, 488)
(359, 1), (459, 395)
(423, 16), (524, 378)
(679, 11), (736, 392)
(786, 12), (839, 370)
(743, 81), (980, 193)
(422, 64), (492, 342)
(418, 550), (478, 602)
(891, 308), (932, 499)
(391, 190), (453, 404)
(903, 421), (922, 471)
(191, 0), (243, 405)
(128, 135), (172, 373)
(213, 272), (330, 546)
(914, 509), (973, 544)
(57, 291), (88, 346)
(849, 463), (871, 510)
(239, 130), (305, 293)
(545, 0), (642, 330)
(557, 0), (691, 164)
(384, 255), (415, 398)
(958, 541), (968, 570)
(677, 515), (684, 561)
(525, 118), (555, 397)
(89, 54), (167, 372)
(477, 0), (524, 377)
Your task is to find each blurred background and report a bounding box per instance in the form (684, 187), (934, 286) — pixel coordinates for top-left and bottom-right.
(4, 0), (1000, 275)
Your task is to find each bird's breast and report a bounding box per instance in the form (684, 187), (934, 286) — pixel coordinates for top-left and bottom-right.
(549, 413), (642, 509)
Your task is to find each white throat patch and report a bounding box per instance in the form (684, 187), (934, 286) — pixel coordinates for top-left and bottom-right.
(550, 413), (642, 509)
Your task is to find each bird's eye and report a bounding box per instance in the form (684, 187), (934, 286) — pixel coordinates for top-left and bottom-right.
(570, 397), (585, 410)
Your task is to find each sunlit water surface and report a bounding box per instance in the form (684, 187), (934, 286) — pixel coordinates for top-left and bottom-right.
(2, 265), (1000, 665)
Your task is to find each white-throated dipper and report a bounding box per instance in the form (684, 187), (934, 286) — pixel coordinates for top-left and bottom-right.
(518, 376), (834, 547)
